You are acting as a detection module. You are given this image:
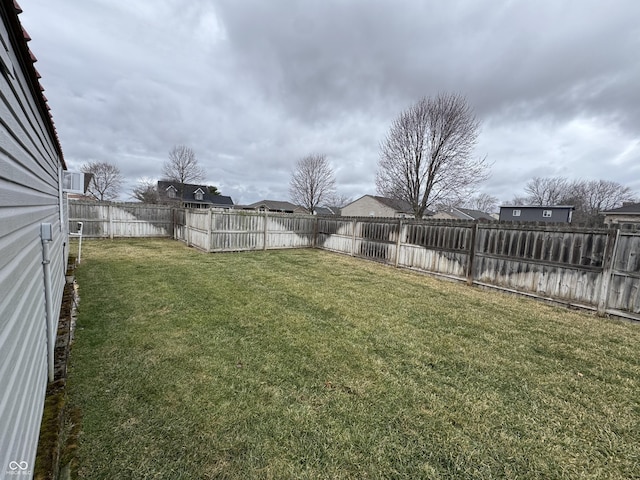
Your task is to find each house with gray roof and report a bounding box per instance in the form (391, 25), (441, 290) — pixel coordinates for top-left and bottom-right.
(157, 181), (233, 209)
(241, 199), (308, 214)
(602, 202), (640, 225)
(341, 195), (433, 219)
(434, 206), (494, 221)
(315, 206), (341, 216)
(499, 205), (574, 223)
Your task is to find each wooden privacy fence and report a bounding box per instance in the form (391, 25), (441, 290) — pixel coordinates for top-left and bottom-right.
(68, 202), (640, 320)
(173, 209), (316, 251)
(316, 217), (639, 320)
(174, 209), (639, 319)
(69, 202), (172, 238)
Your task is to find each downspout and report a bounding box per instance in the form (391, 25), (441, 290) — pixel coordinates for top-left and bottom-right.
(40, 223), (55, 383)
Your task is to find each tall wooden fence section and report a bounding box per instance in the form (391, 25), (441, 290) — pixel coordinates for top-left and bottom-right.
(317, 217), (640, 320)
(69, 201), (172, 238)
(173, 209), (316, 252)
(68, 202), (640, 320)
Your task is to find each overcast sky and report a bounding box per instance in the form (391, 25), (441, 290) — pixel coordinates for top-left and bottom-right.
(21, 0), (640, 207)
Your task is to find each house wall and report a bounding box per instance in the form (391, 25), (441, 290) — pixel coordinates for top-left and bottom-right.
(604, 214), (640, 225)
(0, 4), (67, 476)
(341, 196), (398, 218)
(499, 207), (572, 223)
(432, 211), (458, 220)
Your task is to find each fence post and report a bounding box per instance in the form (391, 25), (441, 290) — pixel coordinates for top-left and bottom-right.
(395, 219), (403, 268)
(186, 210), (191, 246)
(207, 208), (213, 253)
(351, 218), (357, 256)
(263, 211), (268, 251)
(312, 216), (318, 248)
(597, 227), (620, 316)
(108, 204), (113, 239)
(466, 222), (478, 286)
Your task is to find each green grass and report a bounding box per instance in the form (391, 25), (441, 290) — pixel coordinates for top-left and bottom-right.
(68, 239), (640, 479)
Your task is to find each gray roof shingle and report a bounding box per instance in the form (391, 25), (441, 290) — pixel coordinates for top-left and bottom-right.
(602, 203), (640, 214)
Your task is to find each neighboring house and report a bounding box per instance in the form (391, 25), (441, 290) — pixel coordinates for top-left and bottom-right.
(602, 202), (640, 225)
(157, 181), (233, 209)
(1, 1), (70, 474)
(315, 206), (341, 216)
(499, 205), (574, 223)
(242, 200), (308, 214)
(341, 195), (433, 218)
(433, 207), (494, 221)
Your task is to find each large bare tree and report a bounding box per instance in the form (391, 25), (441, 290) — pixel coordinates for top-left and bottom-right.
(289, 154), (336, 214)
(376, 93), (488, 219)
(162, 145), (205, 185)
(81, 161), (123, 201)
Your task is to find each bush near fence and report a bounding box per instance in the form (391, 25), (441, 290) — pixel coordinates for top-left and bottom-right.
(69, 202), (640, 320)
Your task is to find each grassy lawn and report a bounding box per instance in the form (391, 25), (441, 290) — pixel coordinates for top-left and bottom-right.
(68, 239), (640, 479)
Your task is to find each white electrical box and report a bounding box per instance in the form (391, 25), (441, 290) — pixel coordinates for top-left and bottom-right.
(40, 223), (52, 241)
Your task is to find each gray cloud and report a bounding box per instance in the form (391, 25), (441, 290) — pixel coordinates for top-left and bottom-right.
(21, 0), (640, 205)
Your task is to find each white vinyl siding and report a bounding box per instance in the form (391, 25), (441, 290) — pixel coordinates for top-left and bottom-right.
(0, 6), (67, 474)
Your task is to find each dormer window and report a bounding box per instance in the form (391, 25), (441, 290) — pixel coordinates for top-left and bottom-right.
(166, 185), (177, 199)
(194, 188), (205, 201)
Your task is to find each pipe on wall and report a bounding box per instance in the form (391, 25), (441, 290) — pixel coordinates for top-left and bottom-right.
(40, 223), (55, 383)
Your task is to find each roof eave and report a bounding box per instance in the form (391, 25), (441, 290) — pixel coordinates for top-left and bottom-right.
(5, 2), (65, 167)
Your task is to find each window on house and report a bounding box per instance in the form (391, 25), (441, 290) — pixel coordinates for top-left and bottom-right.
(167, 188), (176, 199)
(195, 191), (204, 201)
(543, 210), (552, 218)
(512, 209), (521, 217)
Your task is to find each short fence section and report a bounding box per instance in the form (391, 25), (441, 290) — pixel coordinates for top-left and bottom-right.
(68, 202), (640, 320)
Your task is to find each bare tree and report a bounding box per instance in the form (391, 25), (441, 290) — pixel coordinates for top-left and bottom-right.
(376, 93), (488, 219)
(162, 145), (205, 185)
(524, 177), (568, 205)
(324, 193), (353, 208)
(564, 179), (635, 225)
(517, 176), (636, 225)
(132, 178), (159, 203)
(509, 196), (528, 206)
(289, 154), (336, 214)
(466, 193), (498, 213)
(81, 161), (123, 201)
